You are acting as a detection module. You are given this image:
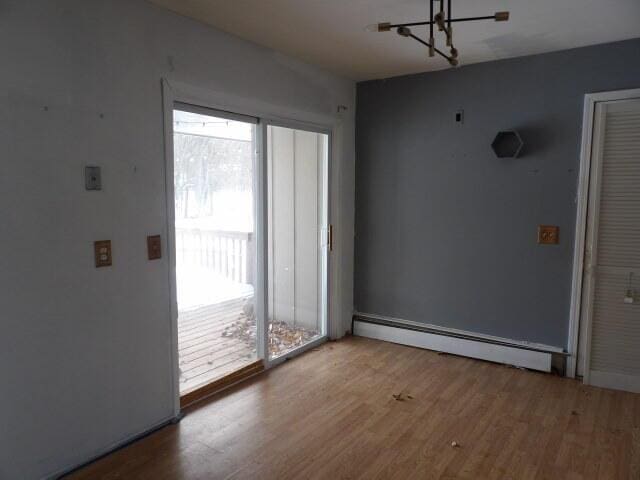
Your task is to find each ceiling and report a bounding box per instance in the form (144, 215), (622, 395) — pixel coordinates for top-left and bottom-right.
(148, 0), (640, 81)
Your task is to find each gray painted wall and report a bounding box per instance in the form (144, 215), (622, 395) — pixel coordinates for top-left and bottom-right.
(0, 1), (354, 478)
(355, 38), (640, 349)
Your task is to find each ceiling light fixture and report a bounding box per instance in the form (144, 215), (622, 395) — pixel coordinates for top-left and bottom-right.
(377, 1), (509, 67)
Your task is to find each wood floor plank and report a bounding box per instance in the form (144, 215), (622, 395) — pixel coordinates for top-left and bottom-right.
(66, 337), (640, 480)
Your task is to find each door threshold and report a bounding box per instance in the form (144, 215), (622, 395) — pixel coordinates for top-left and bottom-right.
(180, 360), (264, 409)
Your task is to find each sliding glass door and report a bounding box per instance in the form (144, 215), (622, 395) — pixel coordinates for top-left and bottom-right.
(170, 102), (330, 398)
(266, 125), (329, 359)
(173, 104), (258, 395)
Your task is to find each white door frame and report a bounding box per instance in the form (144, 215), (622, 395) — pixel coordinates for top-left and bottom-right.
(161, 79), (338, 414)
(567, 87), (640, 379)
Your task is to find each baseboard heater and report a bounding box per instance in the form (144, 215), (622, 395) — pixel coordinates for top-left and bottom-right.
(353, 313), (565, 372)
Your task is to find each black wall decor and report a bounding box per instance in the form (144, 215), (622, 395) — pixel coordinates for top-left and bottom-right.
(491, 130), (524, 158)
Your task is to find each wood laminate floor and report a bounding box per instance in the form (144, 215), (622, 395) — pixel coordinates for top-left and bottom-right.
(67, 336), (640, 479)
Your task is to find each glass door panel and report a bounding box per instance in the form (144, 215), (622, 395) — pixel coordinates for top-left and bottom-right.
(267, 125), (329, 359)
(173, 105), (258, 394)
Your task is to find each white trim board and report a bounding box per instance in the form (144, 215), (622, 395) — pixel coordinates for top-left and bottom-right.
(354, 312), (564, 354)
(567, 87), (640, 379)
(588, 371), (640, 394)
(353, 319), (553, 372)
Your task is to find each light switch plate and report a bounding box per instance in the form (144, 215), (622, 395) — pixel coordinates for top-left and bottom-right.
(94, 240), (112, 267)
(85, 166), (101, 191)
(538, 225), (559, 245)
(147, 235), (161, 260)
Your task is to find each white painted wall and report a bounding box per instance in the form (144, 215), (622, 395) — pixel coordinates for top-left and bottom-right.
(0, 1), (355, 478)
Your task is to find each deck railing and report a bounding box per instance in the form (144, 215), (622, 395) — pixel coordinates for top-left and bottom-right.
(176, 227), (254, 285)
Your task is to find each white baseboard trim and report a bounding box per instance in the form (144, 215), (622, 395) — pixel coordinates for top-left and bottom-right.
(354, 318), (553, 372)
(354, 311), (564, 353)
(588, 370), (640, 393)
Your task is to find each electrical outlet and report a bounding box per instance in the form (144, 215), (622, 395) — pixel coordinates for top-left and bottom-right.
(94, 240), (112, 267)
(538, 225), (559, 245)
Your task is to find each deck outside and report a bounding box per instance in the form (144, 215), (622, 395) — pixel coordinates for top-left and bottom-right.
(178, 297), (255, 393)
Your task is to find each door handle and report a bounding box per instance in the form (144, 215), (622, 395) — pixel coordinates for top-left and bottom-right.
(328, 224), (333, 252)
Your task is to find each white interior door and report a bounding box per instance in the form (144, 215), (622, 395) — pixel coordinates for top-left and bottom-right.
(581, 98), (640, 392)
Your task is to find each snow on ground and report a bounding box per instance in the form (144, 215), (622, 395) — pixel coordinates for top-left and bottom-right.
(177, 264), (254, 312)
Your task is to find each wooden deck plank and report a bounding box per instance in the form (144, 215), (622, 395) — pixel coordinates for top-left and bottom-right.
(178, 318), (253, 353)
(179, 335), (246, 360)
(182, 353), (256, 385)
(178, 304), (245, 329)
(180, 342), (253, 374)
(178, 303), (246, 332)
(178, 298), (255, 393)
(180, 316), (238, 338)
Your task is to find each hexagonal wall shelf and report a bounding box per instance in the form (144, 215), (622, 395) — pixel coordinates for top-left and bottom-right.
(491, 130), (523, 158)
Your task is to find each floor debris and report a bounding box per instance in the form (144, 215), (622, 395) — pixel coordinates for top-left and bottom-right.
(220, 297), (257, 349)
(392, 392), (414, 402)
(268, 321), (319, 357)
(221, 298), (320, 358)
